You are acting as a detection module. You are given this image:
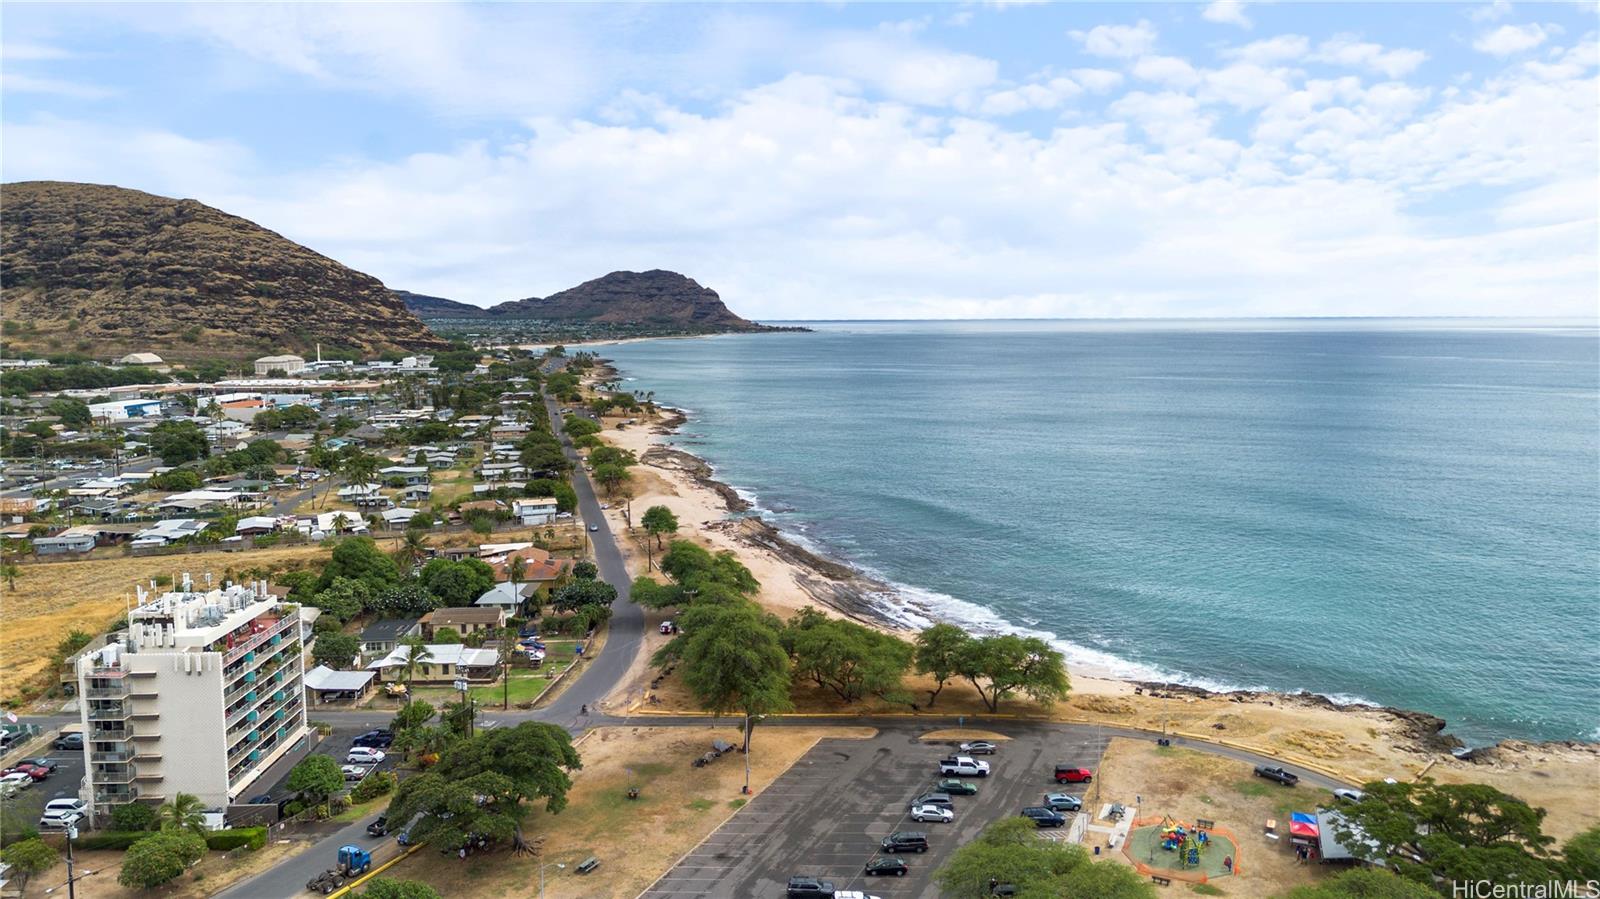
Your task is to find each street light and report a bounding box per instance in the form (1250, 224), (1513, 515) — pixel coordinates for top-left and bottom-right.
(538, 861), (565, 898)
(64, 813), (82, 899)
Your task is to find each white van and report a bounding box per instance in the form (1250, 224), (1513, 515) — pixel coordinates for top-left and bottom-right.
(38, 798), (88, 829)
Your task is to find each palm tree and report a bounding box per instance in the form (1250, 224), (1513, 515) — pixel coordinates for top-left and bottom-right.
(399, 530), (428, 569)
(398, 637), (433, 694)
(158, 792), (207, 836)
(330, 512), (352, 535)
(508, 555), (527, 614)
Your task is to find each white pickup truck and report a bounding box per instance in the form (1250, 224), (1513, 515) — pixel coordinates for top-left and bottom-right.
(938, 756), (991, 777)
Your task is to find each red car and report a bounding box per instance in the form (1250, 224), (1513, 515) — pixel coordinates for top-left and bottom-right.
(2, 764), (49, 782)
(1053, 766), (1093, 784)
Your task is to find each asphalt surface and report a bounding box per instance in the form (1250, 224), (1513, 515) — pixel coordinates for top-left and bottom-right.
(215, 391), (646, 898)
(640, 722), (1109, 899)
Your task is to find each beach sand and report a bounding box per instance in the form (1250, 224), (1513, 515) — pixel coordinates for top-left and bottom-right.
(581, 383), (1600, 840)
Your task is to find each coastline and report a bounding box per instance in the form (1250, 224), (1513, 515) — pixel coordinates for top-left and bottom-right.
(581, 358), (1600, 838)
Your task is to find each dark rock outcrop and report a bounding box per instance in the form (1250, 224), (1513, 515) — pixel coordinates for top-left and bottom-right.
(487, 270), (769, 331)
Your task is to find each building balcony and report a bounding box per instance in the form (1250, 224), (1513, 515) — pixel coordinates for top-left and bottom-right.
(87, 703), (131, 721)
(88, 722), (132, 741)
(94, 784), (139, 804)
(84, 685), (129, 699)
(90, 749), (134, 763)
(94, 764), (137, 784)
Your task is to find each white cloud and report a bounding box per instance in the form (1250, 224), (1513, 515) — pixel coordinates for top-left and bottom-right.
(1069, 20), (1158, 59)
(974, 77), (1082, 116)
(819, 36), (999, 106)
(1, 42), (74, 60)
(1473, 23), (1550, 56)
(1070, 68), (1125, 92)
(1469, 0), (1515, 24)
(1224, 34), (1310, 65)
(1, 73), (115, 99)
(1132, 55), (1201, 89)
(1202, 1), (1253, 29)
(1312, 34), (1428, 78)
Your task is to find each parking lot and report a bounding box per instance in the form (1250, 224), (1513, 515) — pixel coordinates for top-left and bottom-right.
(0, 737), (88, 830)
(640, 721), (1111, 898)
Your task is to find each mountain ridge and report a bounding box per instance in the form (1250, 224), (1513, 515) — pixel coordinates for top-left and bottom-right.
(0, 181), (446, 361)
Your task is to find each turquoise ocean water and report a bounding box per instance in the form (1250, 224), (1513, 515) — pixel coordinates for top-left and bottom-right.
(601, 320), (1599, 745)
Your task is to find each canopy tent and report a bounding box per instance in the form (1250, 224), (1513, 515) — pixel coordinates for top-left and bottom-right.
(1289, 813), (1320, 840)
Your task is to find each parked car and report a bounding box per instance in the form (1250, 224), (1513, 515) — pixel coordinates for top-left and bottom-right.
(959, 740), (999, 755)
(935, 778), (978, 796)
(909, 792), (954, 811)
(1044, 792), (1083, 812)
(352, 729), (395, 749)
(1333, 788), (1366, 803)
(909, 804), (954, 824)
(786, 875), (835, 897)
(587, 523), (599, 532)
(0, 772), (34, 790)
(1253, 766), (1299, 786)
(367, 815), (389, 837)
(342, 765), (369, 781)
(1, 765), (49, 781)
(879, 832), (929, 854)
(38, 798), (88, 830)
(52, 732), (83, 751)
(864, 857), (908, 877)
(346, 747), (386, 764)
(20, 758), (58, 774)
(1053, 766), (1093, 784)
(246, 794), (274, 806)
(1021, 806), (1067, 828)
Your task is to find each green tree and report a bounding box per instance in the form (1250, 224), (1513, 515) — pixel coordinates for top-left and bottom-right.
(660, 600), (792, 752)
(420, 558), (496, 607)
(1283, 867), (1443, 899)
(915, 623), (972, 708)
(433, 627), (462, 644)
(46, 397), (92, 427)
(783, 607), (913, 703)
(307, 577), (372, 623)
(317, 537), (402, 593)
(550, 579), (617, 613)
(312, 631), (360, 669)
(958, 634), (1070, 713)
(287, 754), (345, 802)
(149, 421), (209, 465)
(391, 700), (437, 734)
(361, 878), (444, 899)
(109, 801), (159, 831)
(157, 792), (207, 837)
(632, 539), (761, 611)
(118, 832), (206, 889)
(641, 505), (679, 550)
(561, 415), (601, 438)
(0, 562), (17, 591)
(0, 838), (59, 893)
(147, 468), (204, 491)
(370, 582), (443, 619)
(935, 817), (1155, 899)
(1562, 826), (1600, 882)
(592, 462), (628, 496)
(387, 722), (582, 853)
(1332, 780), (1559, 886)
(398, 530), (429, 568)
(571, 560), (599, 581)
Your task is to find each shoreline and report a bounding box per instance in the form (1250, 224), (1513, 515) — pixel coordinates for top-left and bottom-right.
(579, 356), (1599, 839)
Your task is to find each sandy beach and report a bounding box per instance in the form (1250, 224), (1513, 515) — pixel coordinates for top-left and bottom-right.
(577, 365), (1600, 840)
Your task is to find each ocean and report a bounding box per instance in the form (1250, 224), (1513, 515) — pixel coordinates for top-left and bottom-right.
(600, 320), (1600, 745)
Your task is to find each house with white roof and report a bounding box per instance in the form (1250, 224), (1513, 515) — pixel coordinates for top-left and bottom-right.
(366, 643), (498, 683)
(131, 519), (209, 547)
(512, 497), (559, 526)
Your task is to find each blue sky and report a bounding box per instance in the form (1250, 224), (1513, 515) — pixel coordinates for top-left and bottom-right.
(3, 1), (1596, 318)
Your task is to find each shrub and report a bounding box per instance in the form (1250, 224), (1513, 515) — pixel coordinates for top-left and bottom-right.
(350, 771), (396, 804)
(109, 802), (159, 832)
(119, 831), (206, 889)
(74, 831), (148, 851)
(205, 827), (267, 851)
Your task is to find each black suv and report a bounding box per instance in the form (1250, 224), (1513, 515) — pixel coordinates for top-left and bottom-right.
(1021, 806), (1067, 828)
(353, 729), (395, 749)
(881, 831), (930, 853)
(786, 875), (835, 897)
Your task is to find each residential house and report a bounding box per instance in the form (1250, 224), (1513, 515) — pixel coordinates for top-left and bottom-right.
(366, 643), (498, 684)
(305, 511), (368, 536)
(33, 526), (100, 555)
(379, 466), (430, 486)
(490, 423), (531, 441)
(131, 519), (208, 547)
(234, 516), (280, 537)
(380, 507), (420, 529)
(337, 482), (384, 501)
(419, 607), (507, 640)
(475, 581), (536, 613)
(512, 497), (559, 526)
(358, 619), (422, 661)
(477, 463), (526, 483)
(401, 484), (433, 504)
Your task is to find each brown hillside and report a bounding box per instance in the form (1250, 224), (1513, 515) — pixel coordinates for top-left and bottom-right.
(1, 181), (446, 360)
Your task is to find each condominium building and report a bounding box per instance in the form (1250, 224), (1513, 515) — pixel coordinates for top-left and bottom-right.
(76, 578), (308, 813)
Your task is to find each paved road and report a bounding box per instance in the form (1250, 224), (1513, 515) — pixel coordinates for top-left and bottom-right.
(216, 391), (649, 898)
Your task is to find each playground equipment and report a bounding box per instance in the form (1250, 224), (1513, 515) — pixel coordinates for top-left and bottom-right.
(1126, 815), (1239, 884)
